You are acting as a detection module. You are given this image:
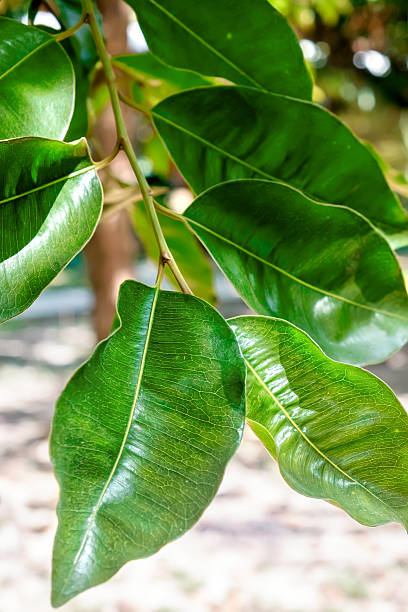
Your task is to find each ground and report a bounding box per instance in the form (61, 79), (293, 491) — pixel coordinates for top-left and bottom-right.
(1, 304), (408, 612)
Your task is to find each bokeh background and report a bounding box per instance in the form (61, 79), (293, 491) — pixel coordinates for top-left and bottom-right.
(2, 0), (408, 610)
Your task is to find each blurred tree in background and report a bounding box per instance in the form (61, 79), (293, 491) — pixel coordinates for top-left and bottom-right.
(269, 0), (408, 178)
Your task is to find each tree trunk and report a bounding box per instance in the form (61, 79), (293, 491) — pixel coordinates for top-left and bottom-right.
(85, 0), (136, 341)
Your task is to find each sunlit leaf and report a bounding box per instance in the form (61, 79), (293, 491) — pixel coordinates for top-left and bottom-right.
(0, 17), (74, 140)
(113, 52), (209, 105)
(51, 280), (245, 606)
(230, 315), (408, 529)
(0, 137), (102, 323)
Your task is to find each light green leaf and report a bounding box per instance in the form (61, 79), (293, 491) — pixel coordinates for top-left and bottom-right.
(184, 179), (408, 365)
(51, 280), (245, 606)
(0, 18), (75, 140)
(132, 202), (216, 303)
(0, 137), (102, 323)
(152, 86), (408, 247)
(113, 52), (210, 104)
(230, 315), (408, 529)
(127, 0), (312, 99)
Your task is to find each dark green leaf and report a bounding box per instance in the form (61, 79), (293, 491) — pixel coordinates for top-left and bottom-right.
(127, 0), (312, 99)
(28, 0), (42, 23)
(230, 315), (408, 529)
(152, 86), (408, 247)
(0, 137), (102, 323)
(113, 52), (209, 104)
(132, 202), (216, 303)
(51, 280), (245, 606)
(0, 17), (75, 140)
(184, 179), (408, 365)
(61, 36), (91, 141)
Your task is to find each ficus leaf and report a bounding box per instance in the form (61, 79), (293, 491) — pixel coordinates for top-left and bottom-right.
(132, 202), (216, 303)
(0, 137), (102, 324)
(126, 0), (312, 99)
(51, 280), (245, 607)
(184, 179), (408, 366)
(230, 315), (408, 530)
(0, 18), (75, 140)
(152, 86), (408, 247)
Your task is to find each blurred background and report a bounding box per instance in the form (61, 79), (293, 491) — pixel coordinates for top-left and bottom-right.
(1, 0), (408, 610)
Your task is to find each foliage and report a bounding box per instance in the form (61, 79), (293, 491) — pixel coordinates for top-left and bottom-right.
(2, 0), (408, 606)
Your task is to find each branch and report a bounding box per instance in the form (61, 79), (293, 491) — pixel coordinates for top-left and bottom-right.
(82, 0), (192, 295)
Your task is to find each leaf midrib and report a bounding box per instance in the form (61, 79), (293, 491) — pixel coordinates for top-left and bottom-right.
(65, 285), (160, 584)
(184, 216), (407, 321)
(0, 37), (54, 82)
(146, 0), (264, 89)
(0, 164), (96, 207)
(245, 359), (391, 512)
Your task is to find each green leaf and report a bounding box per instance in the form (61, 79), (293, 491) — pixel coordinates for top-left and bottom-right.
(126, 0), (312, 99)
(184, 179), (408, 365)
(113, 52), (210, 104)
(132, 202), (216, 303)
(152, 86), (408, 248)
(0, 18), (75, 140)
(0, 137), (102, 324)
(51, 280), (245, 606)
(230, 315), (408, 529)
(61, 36), (91, 141)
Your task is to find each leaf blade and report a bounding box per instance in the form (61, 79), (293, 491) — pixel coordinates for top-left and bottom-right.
(152, 86), (408, 246)
(0, 137), (103, 323)
(51, 280), (245, 606)
(230, 315), (408, 529)
(184, 179), (408, 365)
(127, 0), (312, 99)
(0, 18), (74, 140)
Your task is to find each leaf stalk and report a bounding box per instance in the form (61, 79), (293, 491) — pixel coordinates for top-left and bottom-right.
(54, 12), (88, 42)
(82, 0), (192, 295)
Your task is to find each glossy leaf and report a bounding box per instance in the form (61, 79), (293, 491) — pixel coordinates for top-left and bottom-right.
(0, 137), (102, 323)
(51, 280), (245, 606)
(230, 315), (408, 529)
(0, 18), (74, 140)
(132, 202), (216, 303)
(127, 0), (312, 99)
(184, 179), (408, 365)
(113, 52), (209, 105)
(152, 86), (408, 247)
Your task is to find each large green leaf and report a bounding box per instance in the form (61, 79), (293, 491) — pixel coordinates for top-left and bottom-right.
(132, 202), (216, 303)
(184, 179), (408, 365)
(0, 18), (74, 140)
(51, 280), (245, 606)
(230, 315), (408, 529)
(0, 137), (102, 323)
(152, 86), (408, 247)
(127, 0), (312, 99)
